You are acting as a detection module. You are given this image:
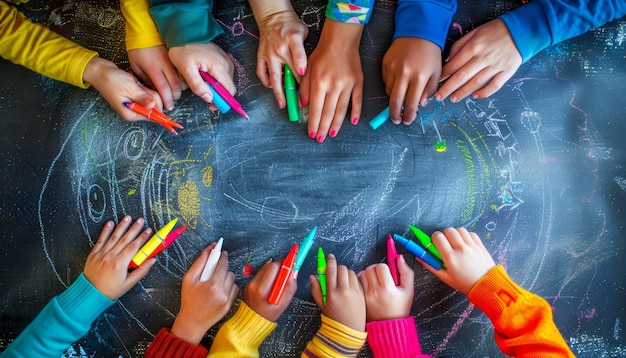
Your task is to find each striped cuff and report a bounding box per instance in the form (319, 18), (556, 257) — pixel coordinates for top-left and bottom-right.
(304, 314), (367, 357)
(144, 327), (208, 358)
(325, 0), (375, 24)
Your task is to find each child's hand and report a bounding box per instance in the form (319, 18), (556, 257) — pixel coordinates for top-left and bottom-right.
(83, 57), (164, 121)
(357, 255), (414, 322)
(170, 242), (239, 345)
(310, 254), (365, 331)
(255, 9), (308, 108)
(435, 19), (522, 103)
(168, 42), (235, 106)
(128, 45), (184, 111)
(419, 227), (496, 295)
(382, 37), (441, 124)
(83, 216), (155, 300)
(299, 20), (364, 143)
(242, 259), (297, 322)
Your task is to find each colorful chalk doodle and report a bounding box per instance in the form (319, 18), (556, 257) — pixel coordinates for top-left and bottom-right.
(1, 0), (625, 357)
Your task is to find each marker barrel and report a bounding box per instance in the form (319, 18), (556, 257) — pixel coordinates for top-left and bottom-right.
(393, 234), (442, 270)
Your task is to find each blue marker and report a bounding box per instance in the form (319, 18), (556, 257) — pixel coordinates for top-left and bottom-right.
(393, 234), (443, 270)
(207, 85), (231, 114)
(293, 226), (317, 272)
(369, 106), (390, 130)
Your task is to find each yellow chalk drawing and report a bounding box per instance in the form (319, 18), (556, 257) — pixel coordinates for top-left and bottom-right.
(202, 166), (213, 188)
(178, 180), (201, 229)
(455, 140), (477, 224)
(127, 188), (136, 196)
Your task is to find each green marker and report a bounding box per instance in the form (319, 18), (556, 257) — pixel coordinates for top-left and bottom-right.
(409, 225), (445, 266)
(317, 247), (327, 305)
(284, 65), (300, 122)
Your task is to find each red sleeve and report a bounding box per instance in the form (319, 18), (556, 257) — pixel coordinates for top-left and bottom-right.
(145, 327), (209, 358)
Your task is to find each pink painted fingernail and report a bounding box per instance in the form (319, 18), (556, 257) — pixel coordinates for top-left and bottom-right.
(278, 100), (285, 109)
(351, 117), (359, 125)
(309, 131), (316, 139)
(329, 130), (337, 137)
(299, 67), (306, 76)
(300, 97), (308, 107)
(317, 135), (325, 143)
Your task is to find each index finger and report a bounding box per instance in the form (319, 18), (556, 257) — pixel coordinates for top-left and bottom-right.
(325, 254), (338, 290)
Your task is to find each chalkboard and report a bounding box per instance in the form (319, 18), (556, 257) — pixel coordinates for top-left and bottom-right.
(1, 0), (625, 357)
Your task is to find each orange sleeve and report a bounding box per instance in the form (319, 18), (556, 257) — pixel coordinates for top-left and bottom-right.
(468, 265), (575, 358)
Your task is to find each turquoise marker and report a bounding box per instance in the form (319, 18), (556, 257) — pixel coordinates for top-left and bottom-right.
(293, 226), (317, 272)
(393, 234), (443, 270)
(369, 106), (390, 130)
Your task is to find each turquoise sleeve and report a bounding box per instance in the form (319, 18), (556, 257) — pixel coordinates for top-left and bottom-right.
(325, 0), (375, 24)
(499, 0), (626, 62)
(0, 274), (114, 357)
(149, 0), (224, 48)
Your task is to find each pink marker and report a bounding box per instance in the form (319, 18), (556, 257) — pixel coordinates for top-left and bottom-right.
(387, 234), (400, 285)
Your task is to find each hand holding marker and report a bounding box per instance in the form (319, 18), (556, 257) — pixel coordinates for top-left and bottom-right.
(199, 71), (249, 119)
(129, 218), (182, 269)
(393, 232), (444, 270)
(199, 237), (224, 282)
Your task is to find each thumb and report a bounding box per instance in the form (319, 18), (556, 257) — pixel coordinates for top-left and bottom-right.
(309, 275), (324, 310)
(125, 257), (156, 292)
(397, 255), (415, 288)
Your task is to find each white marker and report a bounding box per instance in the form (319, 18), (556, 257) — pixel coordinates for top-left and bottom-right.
(200, 237), (224, 282)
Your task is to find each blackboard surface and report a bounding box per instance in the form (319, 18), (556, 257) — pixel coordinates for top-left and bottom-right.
(1, 0), (625, 357)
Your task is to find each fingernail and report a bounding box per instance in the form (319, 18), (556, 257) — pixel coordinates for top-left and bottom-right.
(278, 100), (285, 109)
(292, 271), (299, 280)
(299, 67), (306, 76)
(300, 97), (307, 107)
(450, 96), (458, 103)
(309, 131), (316, 139)
(267, 258), (274, 263)
(434, 95), (442, 102)
(329, 129), (337, 137)
(351, 117), (359, 125)
(317, 135), (325, 143)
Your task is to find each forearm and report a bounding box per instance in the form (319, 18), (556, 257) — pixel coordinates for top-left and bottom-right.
(249, 0), (295, 23)
(393, 0), (457, 50)
(1, 274), (114, 357)
(468, 265), (575, 357)
(318, 18), (364, 54)
(120, 0), (164, 50)
(499, 0), (626, 62)
(0, 2), (97, 88)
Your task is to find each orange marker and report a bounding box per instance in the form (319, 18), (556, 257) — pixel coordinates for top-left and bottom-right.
(268, 243), (298, 305)
(123, 102), (183, 135)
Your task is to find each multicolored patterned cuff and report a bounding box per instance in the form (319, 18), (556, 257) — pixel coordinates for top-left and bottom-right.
(325, 0), (375, 24)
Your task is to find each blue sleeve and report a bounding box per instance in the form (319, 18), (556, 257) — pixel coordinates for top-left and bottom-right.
(0, 274), (115, 358)
(499, 0), (626, 62)
(393, 0), (457, 50)
(149, 0), (223, 48)
(325, 0), (376, 24)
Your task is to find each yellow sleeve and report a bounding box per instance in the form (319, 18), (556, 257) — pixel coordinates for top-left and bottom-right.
(119, 0), (164, 50)
(0, 2), (97, 88)
(208, 301), (277, 357)
(302, 314), (367, 357)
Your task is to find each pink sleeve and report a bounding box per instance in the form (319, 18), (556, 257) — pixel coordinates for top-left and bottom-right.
(365, 317), (430, 358)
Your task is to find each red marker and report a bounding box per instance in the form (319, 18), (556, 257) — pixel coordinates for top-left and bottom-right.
(387, 234), (400, 286)
(123, 102), (183, 135)
(128, 225), (187, 269)
(268, 243), (298, 305)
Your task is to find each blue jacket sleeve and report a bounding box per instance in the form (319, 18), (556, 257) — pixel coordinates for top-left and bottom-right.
(149, 0), (223, 48)
(393, 0), (457, 50)
(499, 0), (626, 62)
(0, 274), (115, 358)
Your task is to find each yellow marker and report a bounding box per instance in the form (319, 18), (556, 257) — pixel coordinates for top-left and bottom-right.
(130, 218), (178, 268)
